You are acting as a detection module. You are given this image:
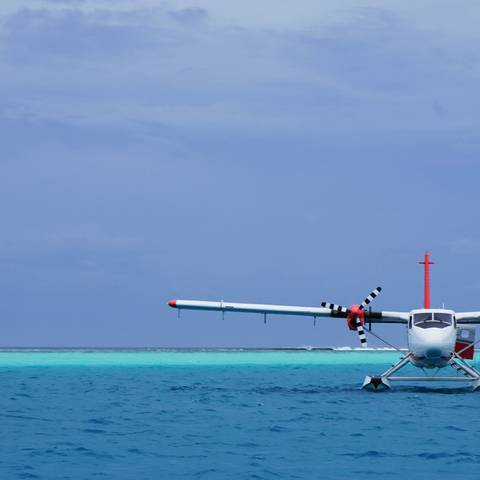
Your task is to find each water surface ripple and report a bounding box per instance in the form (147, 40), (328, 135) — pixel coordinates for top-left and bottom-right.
(0, 350), (478, 479)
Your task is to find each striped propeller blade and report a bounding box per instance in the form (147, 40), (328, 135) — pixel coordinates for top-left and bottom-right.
(359, 287), (382, 310)
(320, 302), (349, 314)
(355, 317), (368, 348)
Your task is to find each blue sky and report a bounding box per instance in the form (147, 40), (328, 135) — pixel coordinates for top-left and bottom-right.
(1, 1), (480, 347)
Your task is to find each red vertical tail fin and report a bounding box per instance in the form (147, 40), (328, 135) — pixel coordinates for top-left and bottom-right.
(419, 251), (434, 309)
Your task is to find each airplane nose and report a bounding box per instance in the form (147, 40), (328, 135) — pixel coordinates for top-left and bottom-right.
(425, 348), (442, 358)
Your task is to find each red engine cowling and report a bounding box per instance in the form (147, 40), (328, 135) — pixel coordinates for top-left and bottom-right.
(347, 305), (365, 331)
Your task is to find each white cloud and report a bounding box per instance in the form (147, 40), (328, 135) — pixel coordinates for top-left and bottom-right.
(0, 2), (479, 134)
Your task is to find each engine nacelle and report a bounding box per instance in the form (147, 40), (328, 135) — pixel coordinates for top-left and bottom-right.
(347, 304), (365, 331)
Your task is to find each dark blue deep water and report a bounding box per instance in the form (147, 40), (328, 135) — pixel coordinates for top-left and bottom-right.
(0, 351), (479, 479)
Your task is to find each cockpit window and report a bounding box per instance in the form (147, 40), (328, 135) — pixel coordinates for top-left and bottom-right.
(413, 312), (452, 329)
(433, 313), (453, 324)
(413, 313), (431, 324)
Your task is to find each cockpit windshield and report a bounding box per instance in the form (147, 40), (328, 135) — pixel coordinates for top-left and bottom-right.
(413, 312), (453, 329)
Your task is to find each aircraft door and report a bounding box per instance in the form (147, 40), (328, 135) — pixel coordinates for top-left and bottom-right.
(455, 326), (475, 360)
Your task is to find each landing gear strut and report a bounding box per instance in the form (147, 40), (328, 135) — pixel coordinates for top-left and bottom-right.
(362, 353), (480, 391)
(362, 354), (411, 391)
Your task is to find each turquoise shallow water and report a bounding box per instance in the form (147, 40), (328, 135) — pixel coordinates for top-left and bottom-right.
(0, 350), (404, 367)
(0, 350), (479, 479)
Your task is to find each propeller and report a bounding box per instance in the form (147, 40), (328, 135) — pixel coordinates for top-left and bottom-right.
(320, 303), (348, 314)
(321, 287), (382, 348)
(355, 317), (368, 347)
(359, 287), (382, 311)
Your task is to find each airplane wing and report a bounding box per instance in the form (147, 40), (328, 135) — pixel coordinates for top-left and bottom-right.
(456, 312), (480, 324)
(167, 300), (408, 323)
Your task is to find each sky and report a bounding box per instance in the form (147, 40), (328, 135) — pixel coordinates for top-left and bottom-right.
(1, 0), (480, 347)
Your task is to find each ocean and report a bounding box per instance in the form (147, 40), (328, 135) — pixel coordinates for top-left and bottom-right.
(0, 349), (478, 479)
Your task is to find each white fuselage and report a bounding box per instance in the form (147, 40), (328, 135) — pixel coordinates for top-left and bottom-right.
(407, 309), (457, 368)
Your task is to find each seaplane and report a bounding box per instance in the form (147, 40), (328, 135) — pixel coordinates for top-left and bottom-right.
(167, 252), (480, 391)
